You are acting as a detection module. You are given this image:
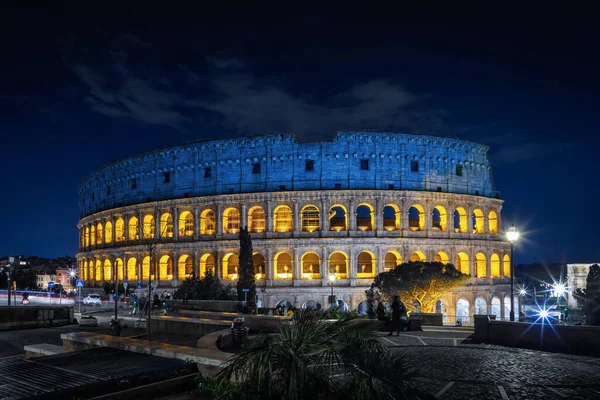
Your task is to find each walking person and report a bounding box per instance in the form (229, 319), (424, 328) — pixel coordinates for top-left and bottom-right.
(389, 295), (402, 336)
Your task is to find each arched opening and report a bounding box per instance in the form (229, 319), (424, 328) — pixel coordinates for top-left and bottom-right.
(80, 230), (85, 248)
(200, 209), (216, 234)
(328, 251), (348, 279)
(408, 205), (425, 231)
(143, 214), (155, 239)
(85, 226), (90, 247)
(384, 251), (401, 271)
(434, 252), (450, 264)
(356, 203), (374, 231)
(383, 204), (400, 231)
(200, 254), (215, 277)
(178, 254), (193, 279)
(103, 259), (112, 282)
(490, 254), (501, 277)
(357, 251), (376, 278)
(455, 252), (470, 275)
(503, 254), (511, 277)
(488, 210), (498, 234)
(275, 300), (293, 309)
(127, 258), (137, 281)
(82, 261), (87, 281)
(96, 223), (103, 245)
(453, 207), (467, 233)
(159, 255), (173, 280)
(253, 253), (265, 279)
(248, 206), (266, 233)
(90, 225), (96, 246)
(432, 206), (447, 231)
(115, 258), (124, 280)
(115, 218), (124, 242)
(128, 217), (139, 240)
(95, 260), (102, 281)
(504, 297), (511, 320)
(301, 205), (320, 232)
(301, 252), (320, 280)
(274, 252), (293, 280)
(475, 297), (487, 314)
(223, 253), (240, 280)
(329, 205), (347, 231)
(302, 300), (321, 310)
(491, 297), (501, 317)
(475, 253), (486, 278)
(160, 213), (174, 238)
(472, 209), (484, 234)
(409, 251), (426, 262)
(179, 211), (194, 237)
(274, 205), (293, 232)
(456, 299), (470, 325)
(104, 221), (113, 244)
(142, 256), (151, 280)
(223, 208), (240, 234)
(357, 300), (373, 315)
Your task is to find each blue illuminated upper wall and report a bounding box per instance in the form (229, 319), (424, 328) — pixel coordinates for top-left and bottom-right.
(78, 132), (498, 217)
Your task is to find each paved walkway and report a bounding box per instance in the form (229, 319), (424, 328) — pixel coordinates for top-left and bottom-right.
(380, 328), (600, 399)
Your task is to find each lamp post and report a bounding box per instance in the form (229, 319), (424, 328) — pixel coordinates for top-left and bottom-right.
(329, 273), (336, 305)
(506, 225), (520, 321)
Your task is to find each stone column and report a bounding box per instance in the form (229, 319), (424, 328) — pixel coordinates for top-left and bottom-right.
(138, 210), (143, 240)
(483, 205), (489, 234)
(241, 203), (248, 230)
(266, 201), (274, 232)
(374, 198), (383, 233)
(349, 199), (357, 231)
(293, 249), (301, 286)
(193, 250), (200, 277)
(467, 203), (474, 235)
(266, 247), (273, 285)
(172, 250), (179, 286)
(293, 201), (300, 236)
(320, 200), (329, 232)
(173, 207), (179, 239)
(348, 247), (355, 280)
(194, 207), (200, 239)
(154, 208), (161, 239)
(124, 217), (129, 243)
(401, 198), (409, 232)
(216, 203), (224, 235)
(425, 200), (432, 234)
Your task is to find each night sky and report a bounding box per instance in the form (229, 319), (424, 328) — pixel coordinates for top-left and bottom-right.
(1, 5), (598, 264)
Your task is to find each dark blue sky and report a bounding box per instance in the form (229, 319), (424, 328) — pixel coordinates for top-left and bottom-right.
(1, 5), (598, 264)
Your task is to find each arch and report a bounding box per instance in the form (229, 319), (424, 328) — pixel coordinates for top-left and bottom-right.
(253, 253), (265, 279)
(81, 230), (85, 248)
(472, 209), (484, 234)
(115, 218), (124, 242)
(223, 253), (240, 280)
(490, 254), (501, 277)
(455, 252), (470, 275)
(432, 206), (447, 231)
(274, 252), (292, 280)
(302, 300), (321, 310)
(488, 210), (498, 234)
(96, 223), (103, 245)
(357, 300), (373, 315)
(223, 208), (240, 234)
(82, 261), (87, 281)
(475, 297), (487, 314)
(274, 205), (293, 232)
(104, 221), (113, 244)
(503, 254), (511, 277)
(103, 259), (112, 281)
(357, 251), (376, 278)
(160, 213), (174, 238)
(95, 260), (102, 281)
(143, 214), (155, 239)
(248, 206), (266, 233)
(475, 252), (487, 278)
(356, 203), (374, 231)
(127, 257), (138, 281)
(85, 226), (90, 247)
(159, 255), (173, 280)
(178, 254), (193, 280)
(456, 299), (470, 325)
(115, 258), (124, 280)
(329, 205), (347, 231)
(453, 207), (467, 233)
(383, 204), (400, 231)
(434, 252), (450, 264)
(90, 225), (96, 246)
(301, 205), (320, 232)
(384, 251), (401, 271)
(504, 297), (511, 320)
(491, 296), (501, 317)
(200, 253), (215, 277)
(408, 204), (425, 231)
(142, 256), (151, 280)
(409, 251), (426, 262)
(200, 209), (216, 234)
(301, 252), (320, 279)
(328, 251), (348, 279)
(128, 216), (139, 240)
(179, 211), (194, 237)
(275, 299), (293, 309)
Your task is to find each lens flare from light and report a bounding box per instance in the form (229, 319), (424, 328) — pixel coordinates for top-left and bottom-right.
(519, 288), (527, 296)
(539, 309), (549, 319)
(554, 283), (566, 297)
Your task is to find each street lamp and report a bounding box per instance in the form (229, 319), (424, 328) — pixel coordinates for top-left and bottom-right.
(329, 273), (336, 305)
(506, 225), (520, 321)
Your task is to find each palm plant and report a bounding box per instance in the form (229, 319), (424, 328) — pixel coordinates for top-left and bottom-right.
(200, 311), (428, 400)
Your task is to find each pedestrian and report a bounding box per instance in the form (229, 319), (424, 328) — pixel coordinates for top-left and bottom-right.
(389, 295), (402, 336)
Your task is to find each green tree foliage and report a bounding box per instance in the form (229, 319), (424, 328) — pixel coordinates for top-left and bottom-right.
(3, 268), (38, 290)
(584, 264), (600, 326)
(237, 226), (256, 303)
(174, 270), (236, 301)
(199, 311), (425, 400)
(366, 261), (470, 313)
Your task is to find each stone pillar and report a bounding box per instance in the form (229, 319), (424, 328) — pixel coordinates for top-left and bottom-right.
(194, 207), (200, 240)
(241, 203), (248, 230)
(322, 247), (330, 286)
(374, 198), (383, 233)
(154, 209), (160, 239)
(349, 199), (357, 231)
(293, 201), (300, 236)
(425, 200), (432, 234)
(173, 207), (179, 239)
(216, 203), (224, 235)
(266, 247), (273, 285)
(172, 250), (179, 286)
(124, 217), (129, 242)
(293, 249), (302, 285)
(138, 210), (143, 241)
(348, 247), (355, 280)
(320, 200), (329, 232)
(266, 201), (274, 232)
(483, 205), (489, 234)
(401, 198), (409, 232)
(467, 204), (474, 235)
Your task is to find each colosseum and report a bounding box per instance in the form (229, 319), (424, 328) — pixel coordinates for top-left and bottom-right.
(77, 132), (518, 322)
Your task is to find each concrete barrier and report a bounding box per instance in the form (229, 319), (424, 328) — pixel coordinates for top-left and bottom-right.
(409, 313), (443, 326)
(0, 306), (74, 331)
(178, 309), (291, 332)
(24, 343), (66, 359)
(177, 300), (242, 313)
(150, 315), (231, 337)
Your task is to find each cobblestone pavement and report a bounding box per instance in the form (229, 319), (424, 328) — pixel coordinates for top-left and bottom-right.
(379, 328), (600, 399)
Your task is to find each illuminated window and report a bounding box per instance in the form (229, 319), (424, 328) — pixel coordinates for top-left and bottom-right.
(104, 221), (113, 243)
(329, 205), (347, 231)
(455, 253), (469, 274)
(488, 211), (498, 234)
(472, 209), (484, 234)
(301, 205), (320, 232)
(305, 159), (314, 171)
(383, 205), (400, 231)
(160, 213), (174, 238)
(408, 205), (425, 231)
(356, 204), (374, 231)
(143, 215), (155, 239)
(384, 251), (401, 271)
(248, 207), (265, 233)
(453, 208), (467, 233)
(201, 209), (216, 234)
(328, 252), (348, 279)
(115, 218), (125, 242)
(357, 251), (375, 278)
(223, 208), (240, 234)
(411, 160), (419, 172)
(179, 211), (194, 236)
(301, 252), (320, 279)
(475, 253), (486, 278)
(128, 217), (139, 240)
(432, 206), (447, 231)
(360, 159), (369, 170)
(274, 206), (292, 232)
(252, 163), (261, 174)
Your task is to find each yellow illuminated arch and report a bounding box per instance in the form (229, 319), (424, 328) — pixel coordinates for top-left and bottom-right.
(200, 253), (215, 277)
(127, 257), (138, 281)
(329, 204), (348, 231)
(473, 209), (484, 234)
(128, 216), (139, 241)
(103, 259), (112, 281)
(454, 207), (467, 233)
(432, 206), (448, 232)
(490, 253), (501, 277)
(357, 250), (376, 278)
(142, 256), (151, 280)
(383, 204), (400, 231)
(434, 252), (450, 264)
(104, 221), (113, 244)
(274, 252), (293, 280)
(301, 252), (320, 279)
(475, 252), (486, 277)
(115, 218), (124, 242)
(409, 251), (426, 262)
(408, 204), (425, 231)
(85, 226), (90, 247)
(223, 208), (240, 234)
(253, 253), (266, 279)
(384, 251), (401, 271)
(301, 205), (320, 232)
(178, 254), (193, 279)
(96, 223), (103, 245)
(83, 261), (88, 280)
(223, 253), (240, 280)
(143, 214), (155, 239)
(455, 252), (469, 274)
(356, 203), (374, 231)
(90, 225), (96, 246)
(95, 260), (102, 281)
(503, 254), (511, 277)
(159, 255), (173, 280)
(328, 251), (348, 279)
(488, 211), (498, 235)
(248, 206), (266, 233)
(115, 258), (124, 280)
(160, 213), (174, 238)
(274, 205), (293, 232)
(179, 211), (194, 237)
(200, 209), (216, 234)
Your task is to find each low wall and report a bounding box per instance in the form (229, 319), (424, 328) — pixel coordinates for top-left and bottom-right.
(178, 310), (291, 333)
(150, 316), (231, 337)
(476, 319), (600, 357)
(0, 306), (74, 331)
(410, 313), (443, 326)
(177, 300), (242, 313)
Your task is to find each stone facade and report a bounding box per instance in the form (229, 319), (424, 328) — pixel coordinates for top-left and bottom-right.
(566, 263), (598, 309)
(77, 132), (515, 318)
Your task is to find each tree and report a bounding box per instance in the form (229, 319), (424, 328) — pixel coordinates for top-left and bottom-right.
(366, 261), (470, 313)
(199, 311), (424, 400)
(584, 264), (600, 326)
(236, 226), (256, 303)
(173, 270), (236, 301)
(7, 268), (37, 290)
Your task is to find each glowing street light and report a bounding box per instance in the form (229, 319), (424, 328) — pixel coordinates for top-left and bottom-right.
(519, 288), (527, 296)
(553, 283), (566, 297)
(329, 273), (336, 305)
(506, 225), (519, 322)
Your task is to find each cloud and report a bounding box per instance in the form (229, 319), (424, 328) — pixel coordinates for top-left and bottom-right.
(206, 56), (246, 69)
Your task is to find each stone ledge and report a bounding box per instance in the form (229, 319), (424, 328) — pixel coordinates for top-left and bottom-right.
(24, 343), (66, 359)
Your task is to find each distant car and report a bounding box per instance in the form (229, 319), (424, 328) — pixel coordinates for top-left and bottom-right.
(83, 294), (102, 306)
